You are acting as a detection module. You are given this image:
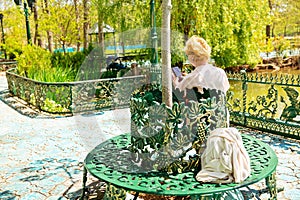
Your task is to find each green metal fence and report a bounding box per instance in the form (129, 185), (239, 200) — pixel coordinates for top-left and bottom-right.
(5, 67), (300, 139)
(6, 68), (146, 114)
(0, 61), (17, 72)
(227, 70), (300, 140)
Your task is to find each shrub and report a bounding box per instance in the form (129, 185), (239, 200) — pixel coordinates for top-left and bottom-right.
(14, 45), (80, 82)
(15, 45), (52, 77)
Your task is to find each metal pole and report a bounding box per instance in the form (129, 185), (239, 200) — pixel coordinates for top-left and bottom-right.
(150, 0), (158, 66)
(24, 1), (32, 45)
(241, 69), (247, 126)
(0, 14), (6, 59)
(113, 32), (117, 57)
(149, 0), (161, 84)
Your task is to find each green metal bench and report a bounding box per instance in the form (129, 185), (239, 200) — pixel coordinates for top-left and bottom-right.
(81, 133), (278, 200)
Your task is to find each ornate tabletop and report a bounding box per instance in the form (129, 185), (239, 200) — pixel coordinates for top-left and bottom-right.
(82, 133), (278, 198)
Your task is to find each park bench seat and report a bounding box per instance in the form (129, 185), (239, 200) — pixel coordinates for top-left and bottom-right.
(81, 133), (278, 200)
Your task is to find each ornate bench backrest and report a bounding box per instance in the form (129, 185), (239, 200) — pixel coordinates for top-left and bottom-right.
(129, 84), (228, 174)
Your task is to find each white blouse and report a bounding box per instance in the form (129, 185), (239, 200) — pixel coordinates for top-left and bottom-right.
(175, 64), (230, 94)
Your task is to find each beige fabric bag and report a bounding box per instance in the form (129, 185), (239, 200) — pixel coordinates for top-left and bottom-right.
(195, 127), (251, 184)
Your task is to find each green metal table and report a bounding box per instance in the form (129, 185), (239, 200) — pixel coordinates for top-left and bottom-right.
(81, 133), (278, 200)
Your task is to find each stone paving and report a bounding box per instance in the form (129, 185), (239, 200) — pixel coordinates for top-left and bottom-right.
(0, 72), (300, 200)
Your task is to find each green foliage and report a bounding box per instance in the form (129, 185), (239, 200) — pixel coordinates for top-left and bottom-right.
(270, 0), (300, 36)
(0, 5), (28, 58)
(14, 45), (92, 82)
(273, 36), (291, 57)
(131, 48), (153, 61)
(172, 0), (269, 68)
(42, 98), (69, 113)
(171, 31), (186, 67)
(2, 0), (298, 72)
(29, 66), (76, 82)
(260, 38), (274, 55)
(259, 36), (291, 59)
(15, 45), (52, 77)
(50, 52), (86, 73)
(100, 70), (118, 79)
(117, 68), (131, 77)
(98, 68), (131, 79)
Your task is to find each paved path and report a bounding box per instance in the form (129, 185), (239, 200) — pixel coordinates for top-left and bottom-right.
(0, 73), (300, 200)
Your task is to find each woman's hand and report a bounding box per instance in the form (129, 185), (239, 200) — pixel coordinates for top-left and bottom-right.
(172, 74), (187, 97)
(172, 73), (178, 85)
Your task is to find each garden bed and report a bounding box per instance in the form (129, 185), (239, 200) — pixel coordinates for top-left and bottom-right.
(6, 68), (146, 114)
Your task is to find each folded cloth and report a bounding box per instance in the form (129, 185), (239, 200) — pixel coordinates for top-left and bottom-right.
(195, 127), (251, 183)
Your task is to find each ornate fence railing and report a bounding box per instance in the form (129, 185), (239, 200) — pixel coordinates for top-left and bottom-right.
(5, 68), (147, 114)
(5, 67), (300, 139)
(0, 61), (17, 72)
(227, 70), (300, 140)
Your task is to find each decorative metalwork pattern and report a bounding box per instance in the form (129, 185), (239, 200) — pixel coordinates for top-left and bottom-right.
(247, 85), (278, 118)
(226, 90), (243, 113)
(103, 183), (127, 200)
(266, 171), (277, 200)
(227, 71), (300, 86)
(245, 117), (300, 137)
(71, 81), (117, 113)
(280, 86), (300, 121)
(6, 67), (300, 139)
(129, 86), (228, 174)
(227, 71), (300, 140)
(6, 69), (145, 114)
(226, 72), (245, 81)
(83, 133), (278, 197)
(0, 61), (17, 72)
(6, 70), (72, 114)
(71, 75), (146, 113)
(112, 75), (148, 109)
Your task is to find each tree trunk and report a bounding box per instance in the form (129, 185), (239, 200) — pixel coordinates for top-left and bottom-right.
(74, 0), (81, 51)
(83, 0), (89, 49)
(47, 31), (53, 52)
(121, 17), (126, 56)
(266, 24), (271, 40)
(284, 25), (287, 36)
(266, 0), (272, 41)
(97, 6), (104, 51)
(161, 0), (172, 107)
(33, 2), (42, 47)
(44, 0), (53, 52)
(97, 2), (105, 74)
(272, 23), (275, 37)
(98, 22), (104, 51)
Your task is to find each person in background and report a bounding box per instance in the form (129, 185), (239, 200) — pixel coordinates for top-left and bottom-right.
(130, 62), (139, 76)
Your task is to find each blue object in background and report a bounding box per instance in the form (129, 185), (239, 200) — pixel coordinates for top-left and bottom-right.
(54, 44), (147, 53)
(106, 44), (147, 51)
(54, 47), (84, 53)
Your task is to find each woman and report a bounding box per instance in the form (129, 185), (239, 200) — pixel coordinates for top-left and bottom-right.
(173, 35), (230, 100)
(173, 35), (230, 129)
(173, 36), (250, 198)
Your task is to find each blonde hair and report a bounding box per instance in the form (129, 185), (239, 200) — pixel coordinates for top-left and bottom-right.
(184, 36), (211, 64)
